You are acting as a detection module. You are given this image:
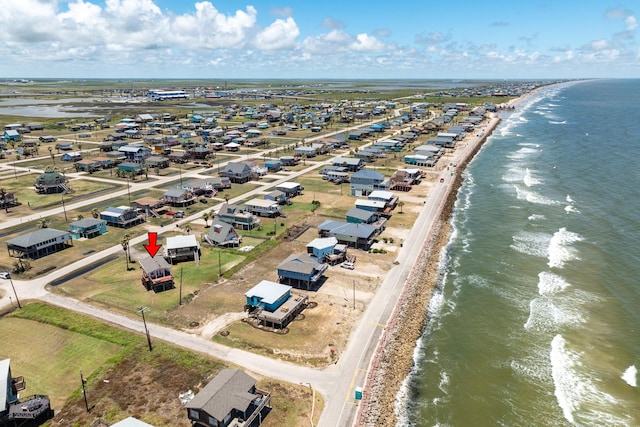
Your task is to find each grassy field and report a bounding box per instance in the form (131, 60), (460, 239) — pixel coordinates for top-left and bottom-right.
(1, 302), (319, 426)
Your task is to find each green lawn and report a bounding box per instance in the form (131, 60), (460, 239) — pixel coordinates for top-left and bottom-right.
(0, 317), (123, 409)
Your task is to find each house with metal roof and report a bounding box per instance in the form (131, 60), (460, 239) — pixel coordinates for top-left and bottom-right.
(118, 144), (151, 162)
(144, 155), (170, 169)
(217, 203), (260, 230)
(304, 236), (348, 265)
(368, 190), (398, 209)
(164, 235), (200, 264)
(317, 220), (379, 250)
(69, 218), (107, 239)
(185, 369), (271, 427)
(100, 206), (145, 228)
(117, 161), (144, 174)
(162, 188), (195, 207)
(6, 228), (73, 259)
(202, 219), (241, 247)
(3, 130), (20, 141)
(34, 170), (69, 194)
(277, 253), (328, 290)
(244, 198), (282, 218)
(346, 207), (379, 224)
(245, 280), (291, 312)
(350, 169), (389, 197)
(275, 182), (304, 198)
(220, 161), (253, 183)
(139, 255), (174, 292)
(264, 190), (288, 205)
(244, 280), (308, 329)
(332, 157), (363, 172)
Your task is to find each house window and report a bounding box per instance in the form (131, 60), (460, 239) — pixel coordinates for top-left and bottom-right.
(188, 409), (199, 420)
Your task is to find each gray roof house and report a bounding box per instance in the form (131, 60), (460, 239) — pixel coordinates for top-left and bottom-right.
(203, 219), (242, 247)
(332, 157), (363, 172)
(221, 162), (253, 183)
(350, 169), (390, 197)
(217, 203), (260, 230)
(139, 255), (174, 292)
(6, 228), (73, 259)
(317, 220), (380, 250)
(162, 188), (195, 207)
(277, 253), (328, 290)
(185, 369), (271, 427)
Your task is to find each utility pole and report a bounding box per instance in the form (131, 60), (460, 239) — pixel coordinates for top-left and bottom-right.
(137, 306), (153, 351)
(3, 273), (21, 309)
(353, 280), (356, 310)
(179, 267), (183, 305)
(80, 371), (90, 412)
(61, 193), (68, 222)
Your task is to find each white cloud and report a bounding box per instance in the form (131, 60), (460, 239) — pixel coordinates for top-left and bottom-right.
(350, 33), (386, 52)
(254, 17), (300, 50)
(625, 16), (638, 31)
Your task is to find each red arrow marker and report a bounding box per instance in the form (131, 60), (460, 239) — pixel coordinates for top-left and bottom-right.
(144, 232), (162, 257)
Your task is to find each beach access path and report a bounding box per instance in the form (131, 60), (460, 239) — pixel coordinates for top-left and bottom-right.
(0, 112), (501, 427)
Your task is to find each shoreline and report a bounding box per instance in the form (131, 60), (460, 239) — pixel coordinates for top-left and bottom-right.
(355, 112), (504, 427)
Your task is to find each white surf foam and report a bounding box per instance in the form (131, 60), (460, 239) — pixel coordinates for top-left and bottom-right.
(513, 185), (560, 206)
(548, 228), (583, 268)
(551, 335), (623, 426)
(538, 271), (571, 295)
(622, 365), (637, 387)
(549, 120), (567, 125)
(523, 168), (542, 187)
(511, 231), (551, 258)
(528, 213), (546, 221)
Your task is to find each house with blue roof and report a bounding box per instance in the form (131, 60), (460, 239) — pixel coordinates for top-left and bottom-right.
(277, 253), (328, 290)
(3, 130), (20, 142)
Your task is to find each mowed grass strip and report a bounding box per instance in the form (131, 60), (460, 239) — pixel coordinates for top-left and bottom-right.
(0, 317), (123, 409)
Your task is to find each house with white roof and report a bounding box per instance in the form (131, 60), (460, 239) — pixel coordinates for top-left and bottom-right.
(164, 235), (200, 264)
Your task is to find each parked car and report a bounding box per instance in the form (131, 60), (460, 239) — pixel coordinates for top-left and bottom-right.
(173, 210), (185, 218)
(199, 198), (208, 204)
(0, 272), (10, 279)
(340, 261), (355, 270)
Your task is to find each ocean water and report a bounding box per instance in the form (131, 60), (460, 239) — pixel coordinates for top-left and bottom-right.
(397, 79), (640, 426)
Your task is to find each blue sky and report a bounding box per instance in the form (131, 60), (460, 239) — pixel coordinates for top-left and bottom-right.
(0, 0), (637, 79)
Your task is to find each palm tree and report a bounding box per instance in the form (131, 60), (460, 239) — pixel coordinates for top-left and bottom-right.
(121, 234), (131, 270)
(39, 218), (49, 229)
(91, 208), (100, 218)
(398, 200), (405, 214)
(202, 212), (210, 227)
(184, 224), (191, 235)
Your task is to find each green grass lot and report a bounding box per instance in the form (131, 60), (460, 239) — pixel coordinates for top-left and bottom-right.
(0, 302), (319, 427)
(0, 174), (121, 211)
(0, 317), (123, 409)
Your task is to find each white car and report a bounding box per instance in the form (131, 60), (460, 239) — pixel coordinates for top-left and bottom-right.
(0, 272), (10, 279)
(340, 261), (355, 270)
